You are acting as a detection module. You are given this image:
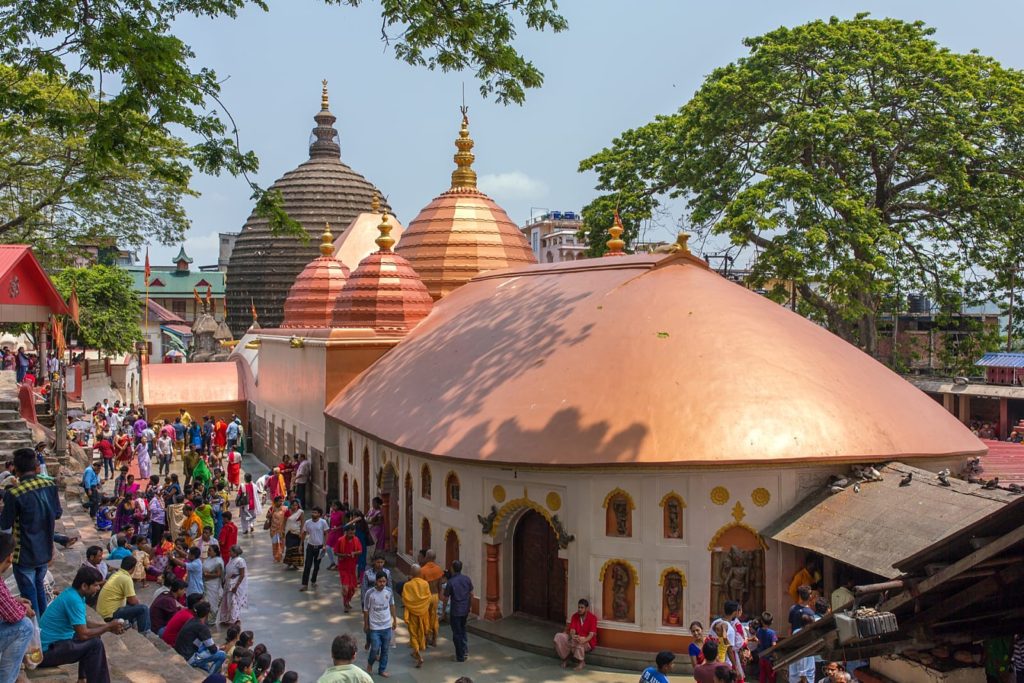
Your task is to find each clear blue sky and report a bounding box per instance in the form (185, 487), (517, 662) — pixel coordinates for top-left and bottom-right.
(150, 0), (1024, 267)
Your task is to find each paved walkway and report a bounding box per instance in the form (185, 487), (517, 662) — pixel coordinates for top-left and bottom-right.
(72, 452), (688, 683)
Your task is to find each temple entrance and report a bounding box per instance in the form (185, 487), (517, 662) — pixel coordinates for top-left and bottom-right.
(513, 510), (565, 623)
(709, 526), (766, 619)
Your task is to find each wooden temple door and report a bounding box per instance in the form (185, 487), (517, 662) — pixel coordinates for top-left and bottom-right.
(513, 510), (565, 623)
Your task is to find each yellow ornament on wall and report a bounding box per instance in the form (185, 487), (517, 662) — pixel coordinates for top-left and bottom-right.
(710, 486), (730, 505)
(492, 485), (506, 503)
(546, 492), (562, 511)
(751, 488), (771, 507)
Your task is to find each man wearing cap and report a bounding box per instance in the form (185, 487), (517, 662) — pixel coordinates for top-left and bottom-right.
(640, 651), (676, 682)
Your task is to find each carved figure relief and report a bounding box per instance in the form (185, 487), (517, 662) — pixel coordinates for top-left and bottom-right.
(662, 571), (684, 626)
(600, 560), (636, 623)
(612, 500), (628, 535)
(710, 526), (766, 618)
(603, 490), (634, 537)
(611, 564), (630, 620)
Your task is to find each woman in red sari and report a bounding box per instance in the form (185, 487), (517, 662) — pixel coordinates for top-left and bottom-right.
(214, 417), (228, 456)
(226, 449), (242, 490)
(114, 429), (139, 479)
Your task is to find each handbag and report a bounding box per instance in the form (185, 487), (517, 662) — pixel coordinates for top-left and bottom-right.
(235, 490), (248, 507)
(263, 517), (271, 531)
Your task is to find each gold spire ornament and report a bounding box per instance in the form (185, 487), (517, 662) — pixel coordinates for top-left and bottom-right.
(321, 79), (329, 110)
(375, 213), (395, 252)
(371, 193), (381, 212)
(450, 105), (477, 190)
(605, 210), (626, 256)
(319, 222), (334, 256)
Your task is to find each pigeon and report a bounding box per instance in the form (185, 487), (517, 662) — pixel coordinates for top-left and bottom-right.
(829, 485), (846, 495)
(865, 466), (884, 482)
(982, 477), (1000, 490)
(829, 477), (851, 489)
(853, 483), (861, 493)
(937, 468), (950, 478)
(938, 472), (951, 487)
(899, 473), (913, 487)
(1008, 483), (1023, 495)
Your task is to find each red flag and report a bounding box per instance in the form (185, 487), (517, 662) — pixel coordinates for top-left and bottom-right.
(250, 298), (258, 322)
(68, 284), (80, 325)
(144, 247), (151, 282)
(613, 209), (624, 229)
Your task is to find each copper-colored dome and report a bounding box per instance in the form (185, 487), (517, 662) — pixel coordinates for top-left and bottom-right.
(326, 250), (985, 467)
(332, 214), (433, 332)
(224, 81), (390, 336)
(282, 223), (351, 328)
(395, 114), (535, 301)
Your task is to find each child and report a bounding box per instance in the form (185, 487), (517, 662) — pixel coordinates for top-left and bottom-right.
(95, 497), (115, 531)
(713, 620), (733, 664)
(130, 535), (152, 587)
(755, 612), (778, 683)
(232, 652), (257, 683)
(222, 624), (241, 663)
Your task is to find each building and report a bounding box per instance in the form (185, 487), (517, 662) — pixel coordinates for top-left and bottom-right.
(521, 211), (588, 263)
(147, 111), (987, 662)
(71, 243), (136, 268)
(224, 82), (391, 336)
(218, 232), (238, 271)
(126, 246), (225, 322)
(140, 299), (191, 361)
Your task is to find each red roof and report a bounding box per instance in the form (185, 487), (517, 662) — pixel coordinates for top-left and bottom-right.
(142, 361), (244, 406)
(0, 246), (69, 317)
(146, 299), (185, 324)
(980, 439), (1024, 484)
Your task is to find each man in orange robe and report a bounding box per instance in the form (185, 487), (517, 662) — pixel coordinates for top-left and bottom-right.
(419, 549), (444, 646)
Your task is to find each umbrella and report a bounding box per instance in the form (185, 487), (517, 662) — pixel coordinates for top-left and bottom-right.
(67, 408), (85, 418)
(68, 420), (93, 432)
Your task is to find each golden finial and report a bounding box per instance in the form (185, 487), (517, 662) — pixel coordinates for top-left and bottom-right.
(668, 231), (691, 254)
(371, 193), (380, 212)
(375, 213), (395, 252)
(319, 221), (334, 256)
(450, 105), (477, 189)
(321, 79), (329, 110)
(605, 210), (626, 256)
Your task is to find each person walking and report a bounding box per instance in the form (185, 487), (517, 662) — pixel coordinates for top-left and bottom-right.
(444, 560), (474, 663)
(300, 507), (329, 591)
(226, 448), (242, 491)
(136, 437), (151, 480)
(218, 545), (248, 626)
(238, 473), (259, 535)
(0, 447), (61, 615)
(292, 454), (310, 509)
(334, 525), (362, 612)
(282, 500), (304, 570)
(419, 550), (444, 646)
(156, 431), (173, 477)
(172, 416), (187, 461)
(363, 571), (396, 678)
(266, 497), (287, 564)
(401, 565), (432, 669)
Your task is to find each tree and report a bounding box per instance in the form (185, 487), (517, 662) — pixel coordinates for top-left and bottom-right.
(0, 0), (567, 260)
(52, 266), (142, 355)
(579, 15), (1024, 356)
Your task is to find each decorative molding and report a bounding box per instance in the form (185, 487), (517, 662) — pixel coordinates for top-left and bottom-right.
(492, 485), (506, 503)
(658, 566), (688, 588)
(707, 521), (769, 552)
(598, 558), (640, 587)
(751, 487), (771, 507)
(602, 487), (636, 510)
(551, 514), (575, 549)
(659, 491), (686, 508)
(710, 486), (730, 505)
(477, 505), (498, 534)
(546, 492), (562, 511)
(731, 502), (746, 523)
(488, 497), (567, 545)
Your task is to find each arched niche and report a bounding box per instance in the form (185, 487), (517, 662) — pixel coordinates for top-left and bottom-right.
(660, 567), (687, 626)
(599, 559), (638, 623)
(660, 492), (685, 539)
(404, 473), (413, 555)
(602, 488), (635, 537)
(709, 523), (767, 619)
(421, 464), (432, 500)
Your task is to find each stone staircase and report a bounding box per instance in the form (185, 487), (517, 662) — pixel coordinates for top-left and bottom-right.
(0, 398), (34, 458)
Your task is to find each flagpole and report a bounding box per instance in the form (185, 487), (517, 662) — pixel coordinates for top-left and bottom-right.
(144, 247), (150, 360)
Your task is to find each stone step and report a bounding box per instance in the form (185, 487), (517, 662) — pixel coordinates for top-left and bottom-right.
(0, 418), (28, 430)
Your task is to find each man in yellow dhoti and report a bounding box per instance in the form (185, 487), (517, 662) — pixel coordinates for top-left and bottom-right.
(402, 564), (432, 668)
(419, 550), (444, 647)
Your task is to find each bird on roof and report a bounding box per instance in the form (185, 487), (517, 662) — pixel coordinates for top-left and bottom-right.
(899, 472), (913, 487)
(982, 477), (1000, 490)
(1008, 483), (1023, 495)
(937, 471), (951, 487)
(853, 483), (861, 493)
(829, 485), (846, 495)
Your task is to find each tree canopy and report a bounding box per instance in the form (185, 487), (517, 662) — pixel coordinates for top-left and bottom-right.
(579, 15), (1024, 355)
(52, 266), (142, 355)
(0, 0), (567, 264)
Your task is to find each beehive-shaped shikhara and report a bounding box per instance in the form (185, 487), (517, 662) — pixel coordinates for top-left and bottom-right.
(281, 223), (351, 328)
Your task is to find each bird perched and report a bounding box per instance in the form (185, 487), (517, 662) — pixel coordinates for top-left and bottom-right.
(938, 471), (951, 487)
(864, 466), (883, 482)
(853, 483), (861, 494)
(899, 473), (913, 487)
(829, 485), (846, 495)
(982, 477), (1000, 490)
(937, 468), (951, 478)
(1008, 483), (1023, 495)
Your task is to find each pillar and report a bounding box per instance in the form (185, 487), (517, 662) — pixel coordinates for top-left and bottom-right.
(958, 394), (971, 425)
(999, 398), (1009, 440)
(484, 543), (502, 620)
(943, 393), (956, 415)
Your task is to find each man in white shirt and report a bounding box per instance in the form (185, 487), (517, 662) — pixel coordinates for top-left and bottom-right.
(299, 507), (330, 592)
(156, 433), (173, 477)
(710, 600), (747, 682)
(362, 571), (396, 677)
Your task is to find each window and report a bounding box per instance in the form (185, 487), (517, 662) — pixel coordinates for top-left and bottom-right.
(362, 448), (370, 506)
(343, 473), (349, 504)
(353, 481), (360, 510)
(348, 439), (353, 465)
(404, 474), (414, 554)
(445, 472), (460, 509)
(421, 465), (432, 500)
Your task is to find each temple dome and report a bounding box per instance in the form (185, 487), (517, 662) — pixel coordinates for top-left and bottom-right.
(332, 213), (433, 333)
(326, 248), (985, 467)
(224, 81), (391, 336)
(395, 112), (535, 301)
(282, 223), (351, 328)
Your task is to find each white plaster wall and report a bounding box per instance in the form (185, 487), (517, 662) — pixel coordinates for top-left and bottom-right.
(253, 339), (327, 457)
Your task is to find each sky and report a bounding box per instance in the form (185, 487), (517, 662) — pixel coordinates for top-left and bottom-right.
(148, 0), (1024, 267)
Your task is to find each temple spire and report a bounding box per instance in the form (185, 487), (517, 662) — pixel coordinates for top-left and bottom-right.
(375, 211), (395, 252)
(321, 79), (329, 110)
(310, 79), (340, 159)
(450, 106), (477, 190)
(319, 222), (334, 257)
(605, 210), (626, 256)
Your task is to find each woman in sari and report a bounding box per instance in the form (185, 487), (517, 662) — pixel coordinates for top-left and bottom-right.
(192, 457), (212, 494)
(136, 437), (151, 480)
(219, 545), (248, 626)
(113, 492), (136, 534)
(202, 543), (225, 622)
(265, 496), (287, 563)
(282, 500), (304, 570)
(324, 500), (346, 570)
(266, 468), (286, 501)
(115, 430), (138, 479)
(226, 449), (242, 490)
(367, 497), (387, 550)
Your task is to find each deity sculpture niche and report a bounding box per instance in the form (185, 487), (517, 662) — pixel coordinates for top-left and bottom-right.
(604, 491), (633, 537)
(601, 561), (637, 624)
(710, 532), (766, 618)
(662, 571), (684, 626)
(611, 565), (630, 620)
(664, 496), (683, 539)
(720, 546), (752, 607)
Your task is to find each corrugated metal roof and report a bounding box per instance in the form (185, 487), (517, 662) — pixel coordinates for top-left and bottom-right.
(976, 352), (1024, 367)
(762, 462), (1013, 579)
